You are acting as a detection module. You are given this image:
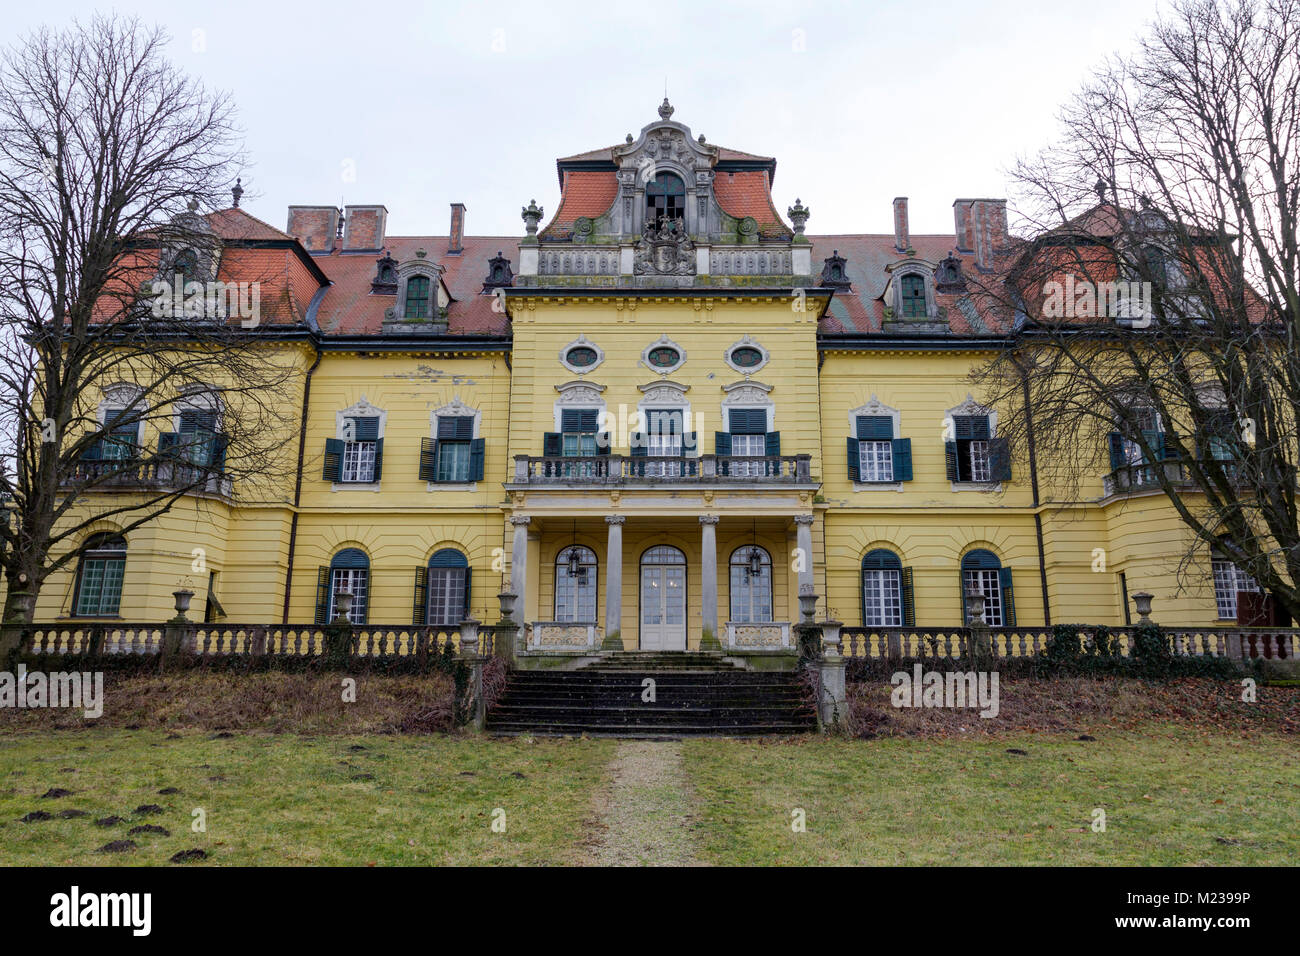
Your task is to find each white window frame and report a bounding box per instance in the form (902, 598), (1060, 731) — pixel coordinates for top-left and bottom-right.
(329, 567), (369, 624)
(334, 397), (387, 491)
(862, 569), (902, 627)
(963, 568), (1004, 626)
(1212, 558), (1260, 620)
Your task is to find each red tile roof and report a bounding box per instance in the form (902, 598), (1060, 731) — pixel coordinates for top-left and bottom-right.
(309, 236), (514, 336)
(538, 171), (619, 240)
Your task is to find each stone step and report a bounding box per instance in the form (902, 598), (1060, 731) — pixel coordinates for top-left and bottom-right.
(486, 722), (816, 737)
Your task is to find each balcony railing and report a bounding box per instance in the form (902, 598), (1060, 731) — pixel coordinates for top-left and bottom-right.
(64, 458), (229, 495)
(510, 453), (814, 485)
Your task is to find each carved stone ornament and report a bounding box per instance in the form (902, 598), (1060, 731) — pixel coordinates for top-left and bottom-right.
(634, 215), (695, 276)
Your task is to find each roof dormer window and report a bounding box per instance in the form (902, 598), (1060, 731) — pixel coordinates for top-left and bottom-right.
(404, 275), (431, 318)
(900, 273), (927, 317)
(646, 172), (685, 229)
(172, 248), (200, 282)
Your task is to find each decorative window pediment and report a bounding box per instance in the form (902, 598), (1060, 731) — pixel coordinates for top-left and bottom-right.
(849, 395), (901, 437)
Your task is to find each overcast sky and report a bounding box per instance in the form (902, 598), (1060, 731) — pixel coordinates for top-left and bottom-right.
(8, 0), (1167, 239)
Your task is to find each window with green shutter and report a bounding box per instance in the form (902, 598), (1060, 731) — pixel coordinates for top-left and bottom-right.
(861, 549), (913, 627)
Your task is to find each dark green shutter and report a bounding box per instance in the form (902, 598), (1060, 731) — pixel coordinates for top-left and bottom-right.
(419, 437), (438, 481)
(892, 438), (912, 481)
(944, 441), (959, 481)
(714, 431), (732, 455)
(859, 569), (867, 626)
(322, 438), (343, 481)
(314, 567), (331, 624)
(596, 430), (611, 455)
(856, 415), (893, 440)
(629, 434), (647, 457)
(83, 432), (104, 461)
(1141, 429), (1163, 463)
(954, 415), (990, 440)
(352, 416), (380, 441)
(543, 432), (562, 457)
(683, 432), (697, 456)
(462, 567), (472, 623)
(412, 567), (428, 625)
(1159, 430), (1179, 460)
(211, 434), (228, 474)
(372, 438), (384, 481)
(999, 567), (1016, 626)
(469, 438), (485, 480)
(988, 437), (1011, 481)
(765, 431), (781, 457)
(901, 567), (915, 627)
(847, 437), (861, 481)
(1107, 432), (1125, 471)
(158, 432), (180, 460)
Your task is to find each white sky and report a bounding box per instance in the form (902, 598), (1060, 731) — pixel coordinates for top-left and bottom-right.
(5, 0), (1166, 239)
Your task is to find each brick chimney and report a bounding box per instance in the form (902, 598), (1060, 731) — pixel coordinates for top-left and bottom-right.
(342, 204), (387, 252)
(448, 202), (466, 255)
(953, 198), (1007, 271)
(892, 197), (909, 252)
(287, 206), (340, 254)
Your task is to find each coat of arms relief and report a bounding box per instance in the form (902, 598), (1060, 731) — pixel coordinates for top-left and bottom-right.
(634, 215), (696, 276)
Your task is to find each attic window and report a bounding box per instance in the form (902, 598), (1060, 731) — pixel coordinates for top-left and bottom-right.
(371, 253), (398, 293)
(405, 275), (431, 318)
(900, 274), (927, 318)
(646, 172), (685, 228)
(172, 249), (199, 282)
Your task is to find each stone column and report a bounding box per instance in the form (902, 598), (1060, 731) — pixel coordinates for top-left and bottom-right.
(509, 516), (530, 622)
(603, 516), (625, 650)
(794, 514), (815, 596)
(700, 515), (720, 650)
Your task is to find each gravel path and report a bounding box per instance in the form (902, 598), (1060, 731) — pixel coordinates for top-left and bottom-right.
(586, 740), (702, 866)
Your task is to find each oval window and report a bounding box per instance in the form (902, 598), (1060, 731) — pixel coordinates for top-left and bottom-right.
(730, 346), (763, 368)
(648, 346), (681, 369)
(566, 346), (598, 368)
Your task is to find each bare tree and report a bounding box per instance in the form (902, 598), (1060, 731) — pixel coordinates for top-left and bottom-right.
(971, 0), (1300, 619)
(0, 15), (297, 630)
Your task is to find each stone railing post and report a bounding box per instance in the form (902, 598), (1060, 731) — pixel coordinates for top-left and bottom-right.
(161, 589), (197, 671)
(963, 585), (993, 664)
(817, 620), (847, 730)
(495, 591), (519, 666)
(458, 618), (486, 732)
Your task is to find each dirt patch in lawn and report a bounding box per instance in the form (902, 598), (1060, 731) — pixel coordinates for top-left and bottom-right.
(0, 672), (455, 734)
(847, 676), (1300, 739)
(584, 741), (703, 867)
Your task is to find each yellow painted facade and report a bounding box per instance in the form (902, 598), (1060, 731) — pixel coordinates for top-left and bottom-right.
(24, 296), (1236, 638)
(15, 106), (1252, 639)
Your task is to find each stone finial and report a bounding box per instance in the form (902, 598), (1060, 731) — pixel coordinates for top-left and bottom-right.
(626, 133), (634, 144)
(787, 198), (809, 236)
(1094, 177), (1108, 204)
(521, 199), (543, 237)
(658, 97), (674, 120)
(231, 178), (243, 208)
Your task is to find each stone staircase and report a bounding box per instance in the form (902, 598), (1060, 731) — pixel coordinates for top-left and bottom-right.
(486, 652), (817, 737)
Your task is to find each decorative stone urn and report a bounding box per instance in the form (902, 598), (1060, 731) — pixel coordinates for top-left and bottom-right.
(172, 589), (194, 622)
(332, 590), (353, 625)
(798, 584), (819, 623)
(497, 591), (518, 624)
(964, 586), (986, 627)
(1131, 591), (1154, 623)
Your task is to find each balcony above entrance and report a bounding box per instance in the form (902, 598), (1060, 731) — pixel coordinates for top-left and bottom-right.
(509, 453), (814, 488)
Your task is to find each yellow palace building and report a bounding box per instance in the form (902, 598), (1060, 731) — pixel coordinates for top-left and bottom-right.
(24, 101), (1261, 650)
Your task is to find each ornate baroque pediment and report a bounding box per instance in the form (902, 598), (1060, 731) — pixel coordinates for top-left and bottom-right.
(634, 216), (695, 276)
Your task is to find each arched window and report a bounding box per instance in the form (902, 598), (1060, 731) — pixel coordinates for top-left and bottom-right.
(405, 275), (431, 318)
(729, 546), (773, 623)
(960, 549), (1015, 627)
(72, 533), (127, 617)
(900, 273), (927, 317)
(426, 549), (469, 626)
(646, 172), (686, 228)
(862, 549), (912, 627)
(322, 548), (369, 624)
(172, 249), (200, 282)
(555, 546), (597, 623)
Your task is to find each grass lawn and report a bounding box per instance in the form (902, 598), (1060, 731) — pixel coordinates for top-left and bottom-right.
(682, 727), (1300, 865)
(0, 730), (614, 866)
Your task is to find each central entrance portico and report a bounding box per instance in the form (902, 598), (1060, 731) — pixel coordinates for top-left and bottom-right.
(639, 545), (687, 650)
